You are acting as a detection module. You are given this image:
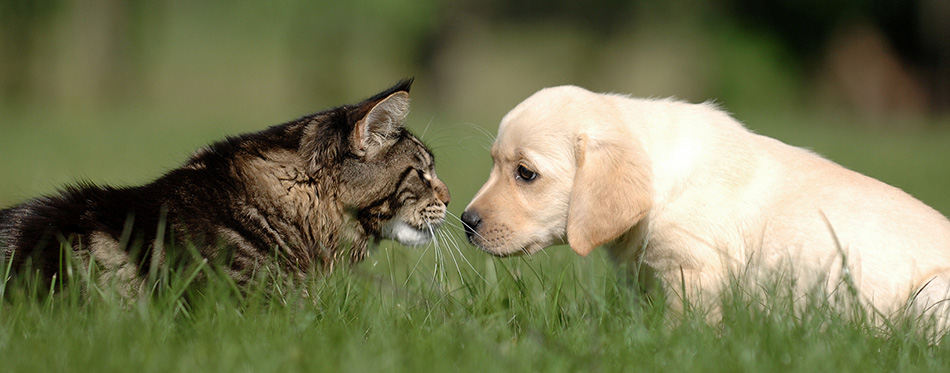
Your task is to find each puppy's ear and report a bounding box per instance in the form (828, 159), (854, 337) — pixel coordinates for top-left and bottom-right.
(351, 91), (409, 158)
(567, 134), (652, 256)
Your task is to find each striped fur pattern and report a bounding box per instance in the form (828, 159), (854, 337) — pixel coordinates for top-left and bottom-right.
(0, 80), (450, 291)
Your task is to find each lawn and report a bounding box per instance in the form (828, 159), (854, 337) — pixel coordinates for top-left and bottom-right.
(2, 104), (950, 372)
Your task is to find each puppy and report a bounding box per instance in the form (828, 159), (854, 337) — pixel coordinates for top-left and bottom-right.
(462, 85), (950, 324)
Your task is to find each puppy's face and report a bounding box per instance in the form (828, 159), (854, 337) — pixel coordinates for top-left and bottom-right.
(463, 86), (653, 257)
(462, 108), (576, 256)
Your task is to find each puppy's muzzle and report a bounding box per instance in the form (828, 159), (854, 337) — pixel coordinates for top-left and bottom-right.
(460, 209), (482, 243)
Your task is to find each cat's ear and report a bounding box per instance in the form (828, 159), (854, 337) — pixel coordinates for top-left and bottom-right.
(351, 91), (409, 159)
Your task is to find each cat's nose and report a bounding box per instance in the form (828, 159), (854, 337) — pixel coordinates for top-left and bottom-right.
(460, 210), (481, 238)
(434, 179), (451, 206)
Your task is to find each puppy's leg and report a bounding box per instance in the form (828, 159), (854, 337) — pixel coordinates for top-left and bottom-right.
(910, 271), (950, 334)
(658, 267), (724, 321)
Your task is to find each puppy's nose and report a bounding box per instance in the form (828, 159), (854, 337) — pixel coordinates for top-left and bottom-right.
(460, 210), (482, 238)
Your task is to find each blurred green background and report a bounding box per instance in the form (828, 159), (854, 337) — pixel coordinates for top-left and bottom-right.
(4, 3), (950, 369)
(1, 0), (949, 217)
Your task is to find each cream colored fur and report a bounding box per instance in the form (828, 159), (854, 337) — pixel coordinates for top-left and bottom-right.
(464, 85), (950, 325)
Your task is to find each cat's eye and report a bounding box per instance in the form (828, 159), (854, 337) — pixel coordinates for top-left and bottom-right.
(516, 164), (537, 182)
(417, 169), (431, 187)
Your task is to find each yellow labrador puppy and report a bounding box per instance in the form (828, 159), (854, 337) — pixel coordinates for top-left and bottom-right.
(462, 85), (950, 323)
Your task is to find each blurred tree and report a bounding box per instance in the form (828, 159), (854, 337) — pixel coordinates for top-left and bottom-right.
(476, 0), (636, 35)
(0, 0), (59, 103)
(63, 0), (150, 106)
(284, 0), (441, 104)
(728, 0), (947, 115)
(1, 0), (945, 119)
(919, 0), (950, 113)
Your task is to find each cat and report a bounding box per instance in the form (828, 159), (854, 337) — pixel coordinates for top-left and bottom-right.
(0, 79), (450, 293)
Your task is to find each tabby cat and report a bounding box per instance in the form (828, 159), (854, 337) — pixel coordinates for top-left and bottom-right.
(0, 79), (450, 292)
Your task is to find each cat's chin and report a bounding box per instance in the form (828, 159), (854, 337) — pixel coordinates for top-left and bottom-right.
(381, 220), (434, 247)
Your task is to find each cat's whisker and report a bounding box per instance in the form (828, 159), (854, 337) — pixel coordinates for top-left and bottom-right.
(437, 219), (467, 232)
(430, 223), (446, 286)
(424, 133), (459, 152)
(404, 238), (433, 288)
(440, 227), (486, 283)
(433, 225), (466, 287)
(436, 215), (463, 229)
(434, 223), (468, 287)
(430, 235), (439, 282)
(445, 134), (489, 151)
(439, 230), (464, 286)
(429, 225), (448, 285)
(421, 116), (435, 139)
(443, 122), (496, 152)
(439, 212), (490, 282)
(455, 122), (497, 144)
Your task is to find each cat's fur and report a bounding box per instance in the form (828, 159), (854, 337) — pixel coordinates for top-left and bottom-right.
(0, 79), (450, 292)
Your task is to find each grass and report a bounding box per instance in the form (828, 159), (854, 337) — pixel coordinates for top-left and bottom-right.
(3, 240), (950, 372)
(2, 105), (950, 372)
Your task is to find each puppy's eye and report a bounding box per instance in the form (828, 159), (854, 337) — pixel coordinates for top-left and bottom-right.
(516, 164), (537, 182)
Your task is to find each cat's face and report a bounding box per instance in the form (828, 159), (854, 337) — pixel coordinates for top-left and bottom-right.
(376, 135), (450, 246)
(309, 80), (450, 247)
